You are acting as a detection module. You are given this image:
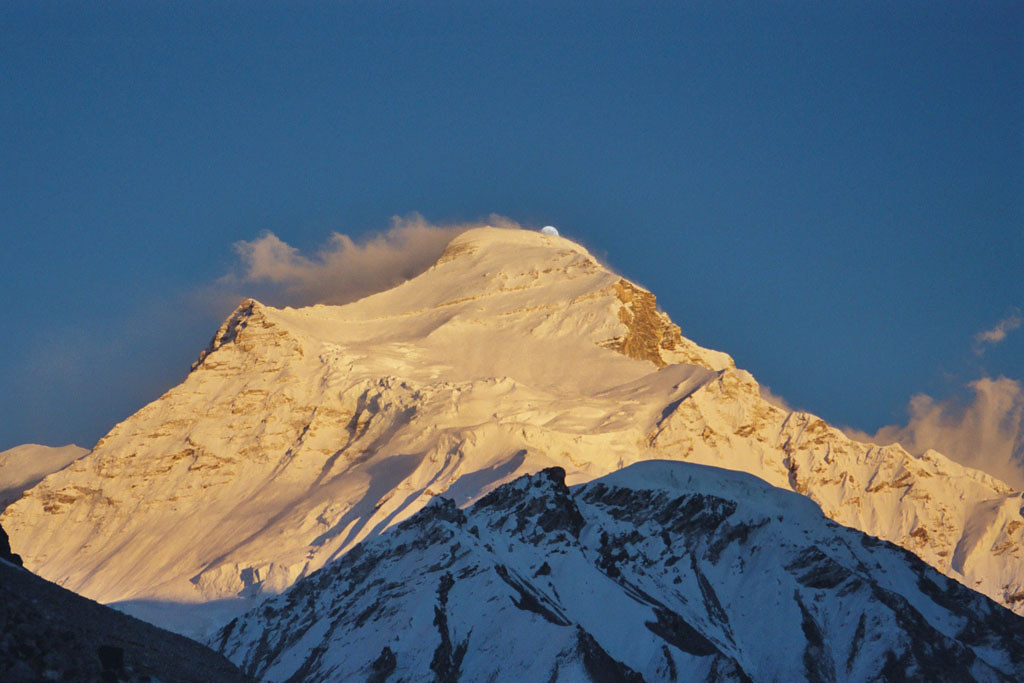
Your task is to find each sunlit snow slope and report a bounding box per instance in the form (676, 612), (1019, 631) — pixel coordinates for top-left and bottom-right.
(3, 227), (1022, 621)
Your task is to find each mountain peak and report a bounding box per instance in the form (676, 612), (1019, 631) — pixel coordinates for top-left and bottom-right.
(191, 296), (296, 372)
(4, 225), (1023, 633)
(437, 225), (594, 262)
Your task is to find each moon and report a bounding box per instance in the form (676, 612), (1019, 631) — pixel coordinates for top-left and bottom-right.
(540, 225), (559, 236)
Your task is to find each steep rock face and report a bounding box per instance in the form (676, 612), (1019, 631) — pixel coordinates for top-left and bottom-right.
(598, 279), (697, 368)
(213, 463), (1024, 682)
(2, 226), (1022, 626)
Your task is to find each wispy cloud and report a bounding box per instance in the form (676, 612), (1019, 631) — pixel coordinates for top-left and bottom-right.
(6, 214), (523, 449)
(846, 377), (1024, 490)
(217, 214), (520, 308)
(973, 311), (1022, 354)
(758, 384), (793, 412)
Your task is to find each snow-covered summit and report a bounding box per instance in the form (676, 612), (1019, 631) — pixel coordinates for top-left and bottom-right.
(2, 226), (1023, 633)
(596, 460), (822, 521)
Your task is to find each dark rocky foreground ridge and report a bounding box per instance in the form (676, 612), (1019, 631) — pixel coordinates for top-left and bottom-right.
(214, 461), (1024, 682)
(0, 523), (248, 682)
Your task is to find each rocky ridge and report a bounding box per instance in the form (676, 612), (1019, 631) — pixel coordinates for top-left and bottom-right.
(213, 462), (1024, 682)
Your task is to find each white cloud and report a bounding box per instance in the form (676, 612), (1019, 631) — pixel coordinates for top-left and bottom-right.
(973, 312), (1022, 353)
(849, 377), (1024, 490)
(220, 214), (521, 307)
(758, 384), (793, 412)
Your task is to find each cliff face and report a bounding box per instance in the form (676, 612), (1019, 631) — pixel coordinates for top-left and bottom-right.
(2, 227), (1021, 633)
(598, 278), (734, 370)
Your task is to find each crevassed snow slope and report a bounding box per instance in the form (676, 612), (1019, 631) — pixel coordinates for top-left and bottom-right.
(3, 227), (1022, 623)
(0, 444), (87, 509)
(213, 462), (1024, 682)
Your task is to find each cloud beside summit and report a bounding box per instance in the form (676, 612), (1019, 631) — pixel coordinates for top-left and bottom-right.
(845, 377), (1024, 490)
(222, 214), (521, 308)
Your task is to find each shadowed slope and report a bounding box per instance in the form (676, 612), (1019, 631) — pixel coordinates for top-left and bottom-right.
(214, 463), (1023, 682)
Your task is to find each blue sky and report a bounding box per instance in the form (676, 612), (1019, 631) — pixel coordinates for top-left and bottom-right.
(1, 2), (1021, 455)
